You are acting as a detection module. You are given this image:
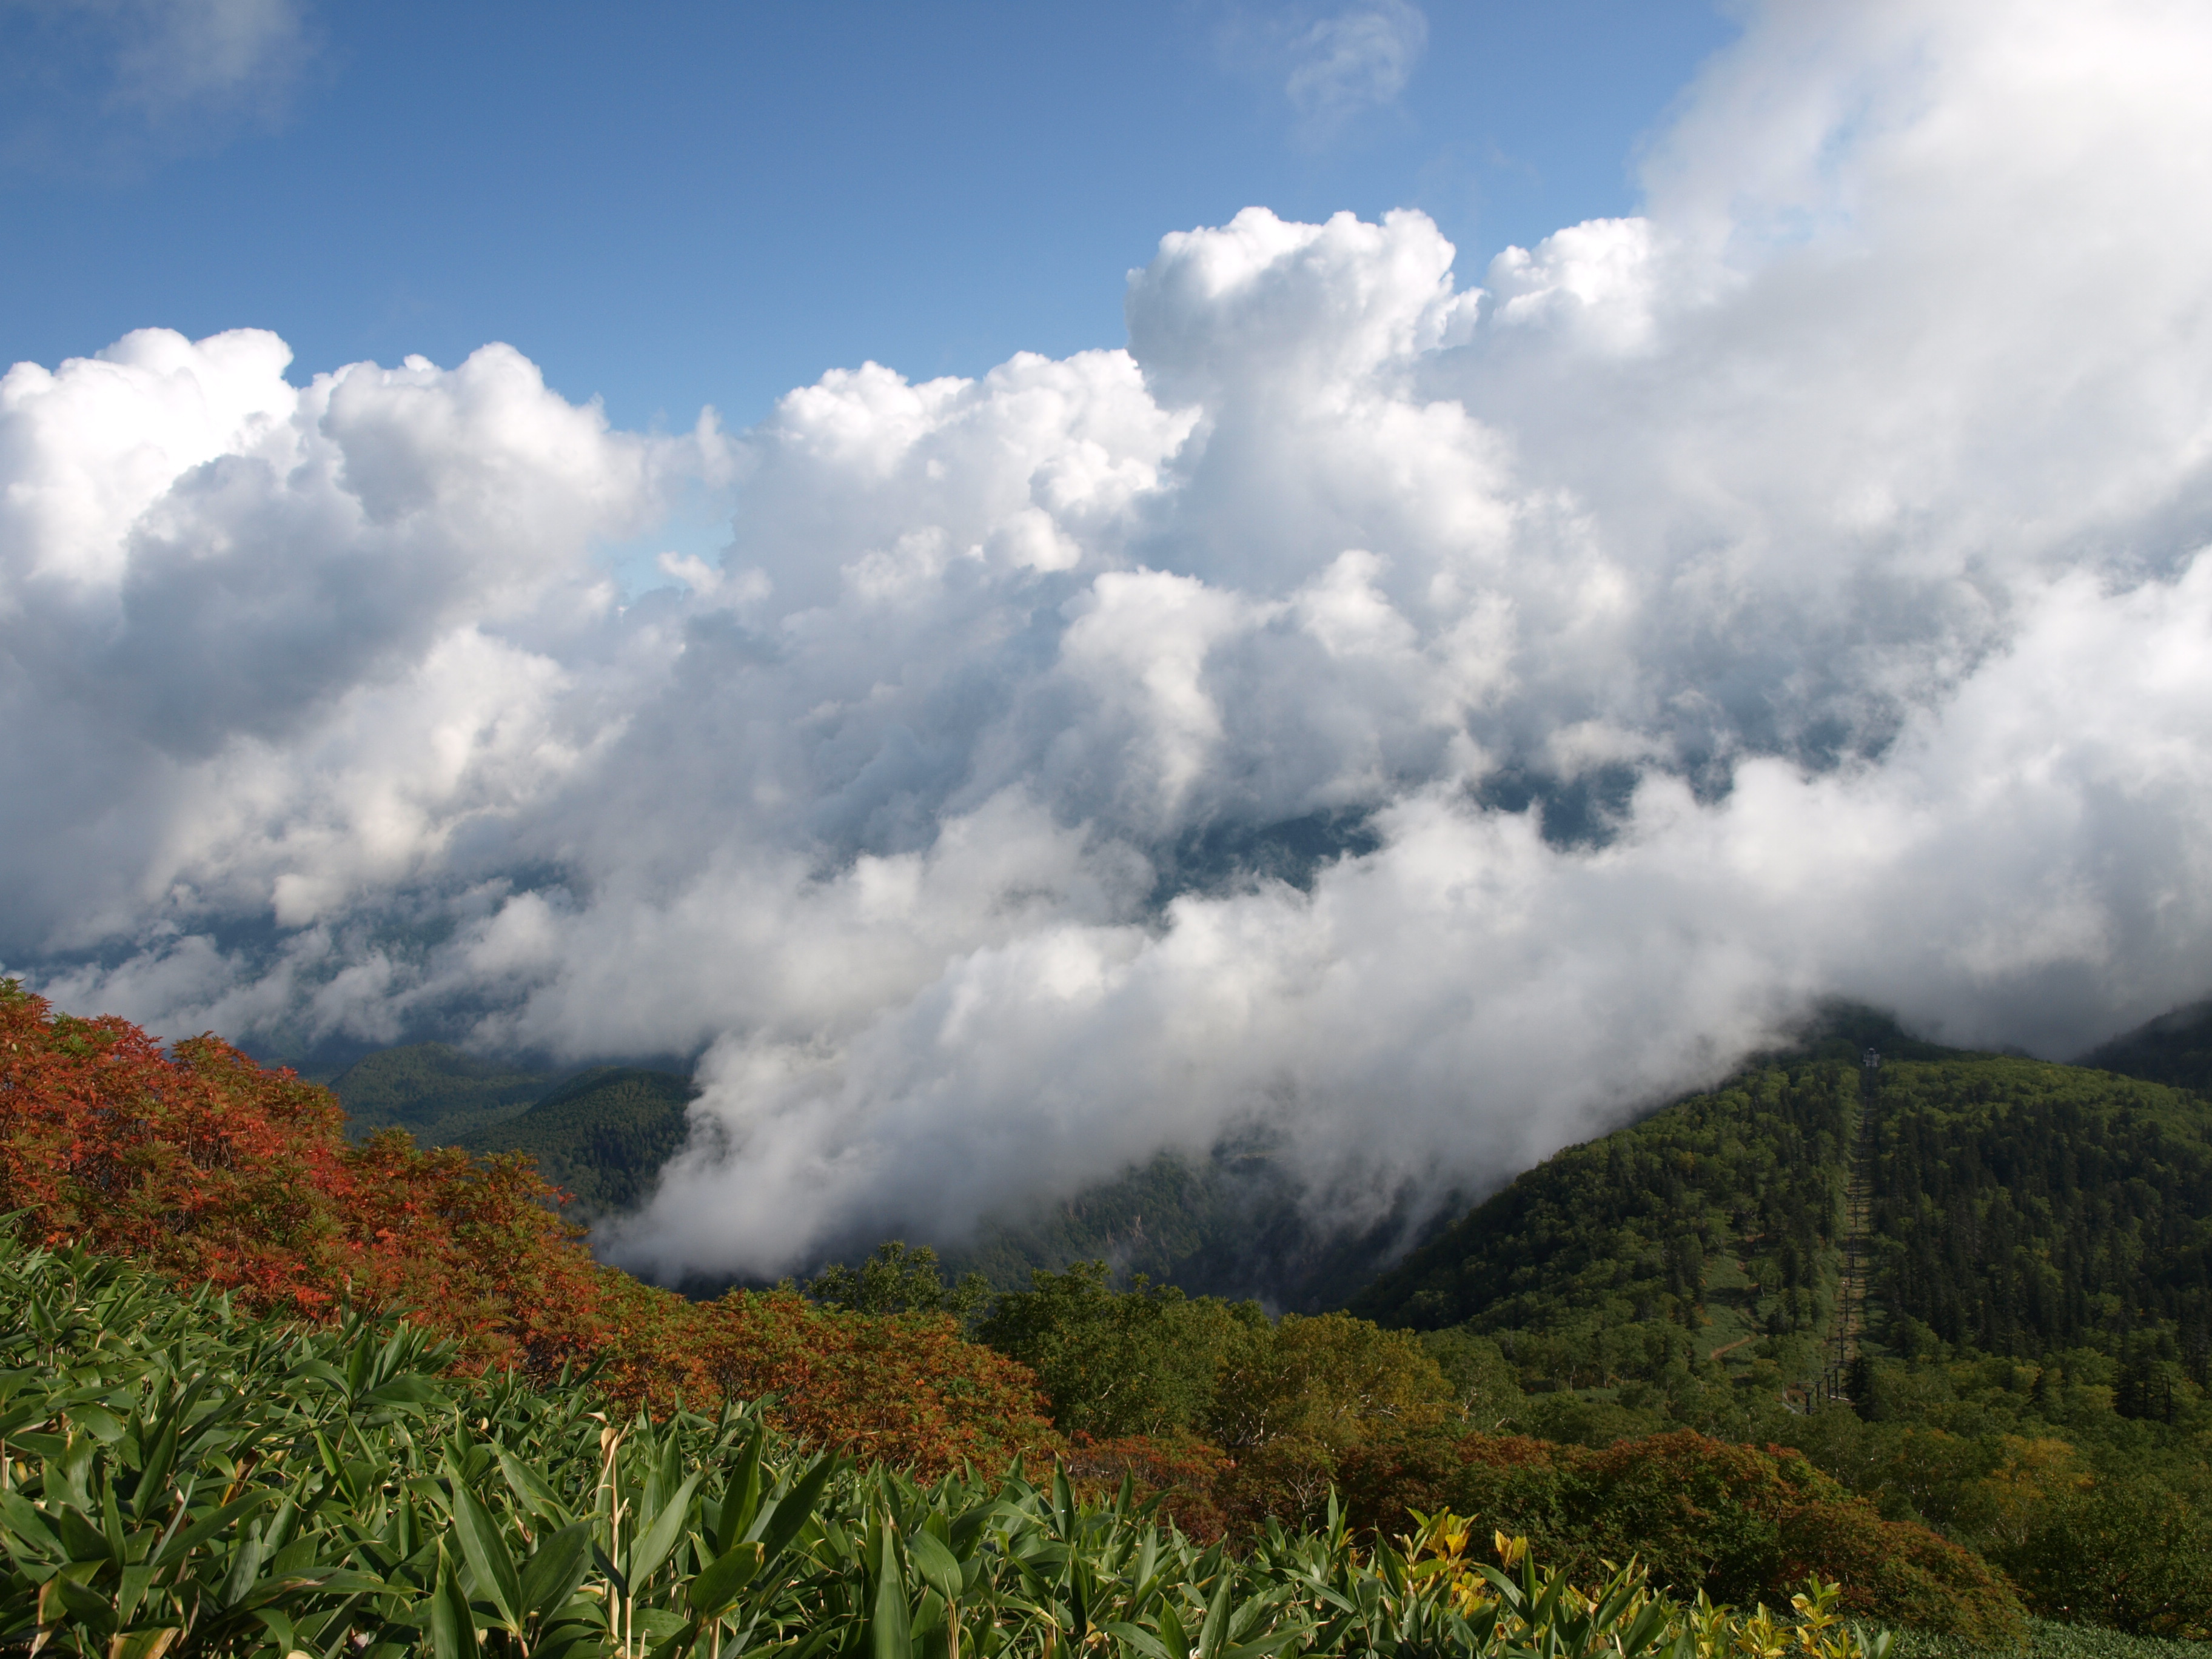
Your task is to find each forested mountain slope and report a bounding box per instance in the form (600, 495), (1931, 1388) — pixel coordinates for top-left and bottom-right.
(458, 1065), (696, 1218)
(2078, 999), (2212, 1096)
(1866, 1056), (2212, 1366)
(326, 1040), (559, 1140)
(1339, 1015), (2212, 1636)
(941, 1138), (1418, 1311)
(323, 1042), (693, 1222)
(1350, 1048), (1855, 1371)
(1351, 1016), (2212, 1393)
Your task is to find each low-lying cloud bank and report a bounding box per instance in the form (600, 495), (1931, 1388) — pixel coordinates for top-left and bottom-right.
(7, 0), (2212, 1279)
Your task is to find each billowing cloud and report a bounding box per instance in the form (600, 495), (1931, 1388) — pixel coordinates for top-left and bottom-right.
(8, 0), (2212, 1281)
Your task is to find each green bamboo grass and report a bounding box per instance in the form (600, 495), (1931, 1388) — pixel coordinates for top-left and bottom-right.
(1, 1235), (1899, 1659)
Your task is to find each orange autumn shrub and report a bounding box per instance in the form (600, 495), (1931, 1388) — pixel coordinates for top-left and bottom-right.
(1062, 1431), (1236, 1540)
(1, 994), (352, 1295)
(0, 981), (608, 1370)
(681, 1290), (1055, 1475)
(0, 980), (1056, 1473)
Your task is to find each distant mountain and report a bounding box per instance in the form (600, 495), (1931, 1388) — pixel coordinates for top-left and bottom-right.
(324, 1042), (694, 1223)
(322, 996), (2212, 1318)
(1350, 1010), (2212, 1404)
(327, 1041), (559, 1141)
(2077, 997), (2212, 1095)
(939, 1138), (1431, 1312)
(1326, 1007), (2212, 1631)
(1350, 1038), (1855, 1367)
(457, 1067), (696, 1221)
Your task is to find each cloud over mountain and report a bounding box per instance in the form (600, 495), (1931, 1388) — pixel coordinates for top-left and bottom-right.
(7, 0), (2212, 1278)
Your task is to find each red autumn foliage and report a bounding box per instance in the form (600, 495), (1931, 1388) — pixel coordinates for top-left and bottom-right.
(1061, 1433), (1237, 1540)
(594, 1278), (1056, 1472)
(0, 980), (1053, 1477)
(0, 982), (607, 1355)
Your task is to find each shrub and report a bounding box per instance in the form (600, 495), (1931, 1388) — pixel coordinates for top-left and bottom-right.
(0, 982), (606, 1366)
(0, 979), (1059, 1470)
(1996, 1476), (2212, 1639)
(1432, 1430), (2027, 1646)
(974, 1261), (1253, 1437)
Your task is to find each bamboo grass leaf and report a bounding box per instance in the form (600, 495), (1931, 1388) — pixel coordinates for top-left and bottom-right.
(364, 1375), (444, 1412)
(871, 1520), (912, 1659)
(0, 1490), (63, 1555)
(686, 1539), (764, 1618)
(446, 1475), (523, 1631)
(520, 1522), (594, 1620)
(1100, 1620), (1173, 1659)
(1156, 1599), (1188, 1659)
(1197, 1572), (1235, 1659)
(154, 1492), (266, 1570)
(908, 1528), (962, 1606)
(429, 1547), (478, 1659)
(106, 1624), (182, 1659)
(717, 1423), (765, 1555)
(754, 1453), (837, 1561)
(625, 1467), (705, 1588)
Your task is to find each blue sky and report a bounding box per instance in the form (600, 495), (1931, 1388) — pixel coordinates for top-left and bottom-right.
(1, 1), (1735, 432)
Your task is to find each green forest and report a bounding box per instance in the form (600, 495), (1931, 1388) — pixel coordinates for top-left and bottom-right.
(1339, 1016), (2212, 1640)
(326, 1049), (696, 1224)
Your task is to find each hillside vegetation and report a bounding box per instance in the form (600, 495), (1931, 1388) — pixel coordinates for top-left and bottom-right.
(327, 1041), (559, 1140)
(0, 979), (1051, 1473)
(941, 1140), (1411, 1311)
(0, 980), (2037, 1646)
(325, 1044), (696, 1224)
(457, 1066), (696, 1219)
(15, 985), (2212, 1643)
(323, 1038), (1403, 1304)
(2, 1238), (1932, 1659)
(1350, 1045), (1856, 1379)
(1335, 1017), (2212, 1638)
(2077, 1001), (2212, 1098)
(1864, 1057), (2211, 1366)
